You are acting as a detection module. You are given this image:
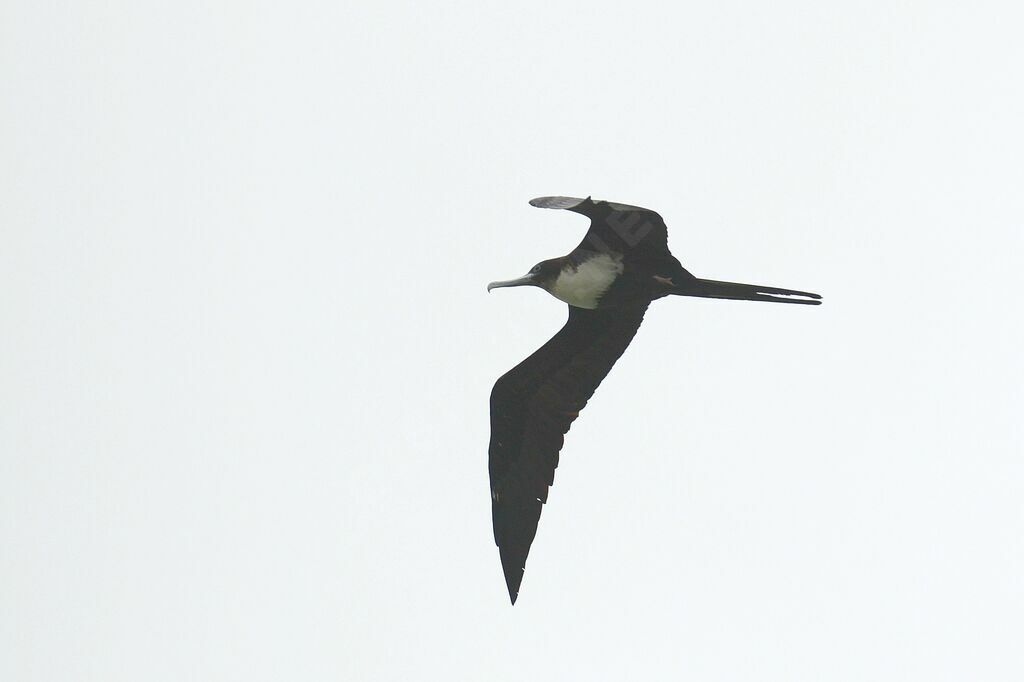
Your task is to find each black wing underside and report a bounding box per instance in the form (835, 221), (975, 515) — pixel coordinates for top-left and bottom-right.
(488, 303), (649, 604)
(529, 195), (671, 260)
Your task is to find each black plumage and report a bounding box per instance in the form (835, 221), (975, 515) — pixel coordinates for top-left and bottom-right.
(489, 303), (648, 603)
(487, 196), (821, 604)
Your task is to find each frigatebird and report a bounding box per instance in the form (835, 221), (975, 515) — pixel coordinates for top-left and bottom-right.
(487, 196), (821, 604)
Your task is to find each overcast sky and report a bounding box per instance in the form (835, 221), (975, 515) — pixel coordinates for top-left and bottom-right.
(2, 1), (1022, 680)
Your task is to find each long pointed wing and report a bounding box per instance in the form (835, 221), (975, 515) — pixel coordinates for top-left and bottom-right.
(488, 303), (649, 603)
(529, 195), (671, 260)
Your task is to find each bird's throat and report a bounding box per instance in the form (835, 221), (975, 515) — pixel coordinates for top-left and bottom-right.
(549, 253), (624, 309)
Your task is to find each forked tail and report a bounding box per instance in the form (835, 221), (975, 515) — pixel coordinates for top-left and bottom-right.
(675, 278), (822, 305)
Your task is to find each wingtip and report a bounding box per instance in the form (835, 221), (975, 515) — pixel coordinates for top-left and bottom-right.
(502, 566), (525, 605)
(499, 545), (527, 606)
(529, 195), (588, 210)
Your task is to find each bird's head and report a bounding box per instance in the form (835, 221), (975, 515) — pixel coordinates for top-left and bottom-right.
(487, 258), (562, 294)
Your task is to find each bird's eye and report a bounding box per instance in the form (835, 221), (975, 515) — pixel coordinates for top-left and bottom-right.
(531, 264), (541, 274)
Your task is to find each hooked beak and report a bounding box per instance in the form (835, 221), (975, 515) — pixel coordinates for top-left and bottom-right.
(487, 273), (537, 292)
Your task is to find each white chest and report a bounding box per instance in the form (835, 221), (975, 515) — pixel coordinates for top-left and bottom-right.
(550, 253), (624, 309)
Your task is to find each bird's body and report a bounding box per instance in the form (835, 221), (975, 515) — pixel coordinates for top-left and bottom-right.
(487, 196), (820, 604)
(548, 251), (625, 309)
(545, 249), (687, 309)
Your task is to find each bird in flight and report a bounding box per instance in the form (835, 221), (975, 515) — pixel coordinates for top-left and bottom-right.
(487, 196), (821, 604)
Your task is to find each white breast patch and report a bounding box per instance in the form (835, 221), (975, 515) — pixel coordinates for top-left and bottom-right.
(550, 253), (624, 309)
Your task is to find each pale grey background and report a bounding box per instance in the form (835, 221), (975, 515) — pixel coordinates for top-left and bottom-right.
(2, 1), (1022, 680)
